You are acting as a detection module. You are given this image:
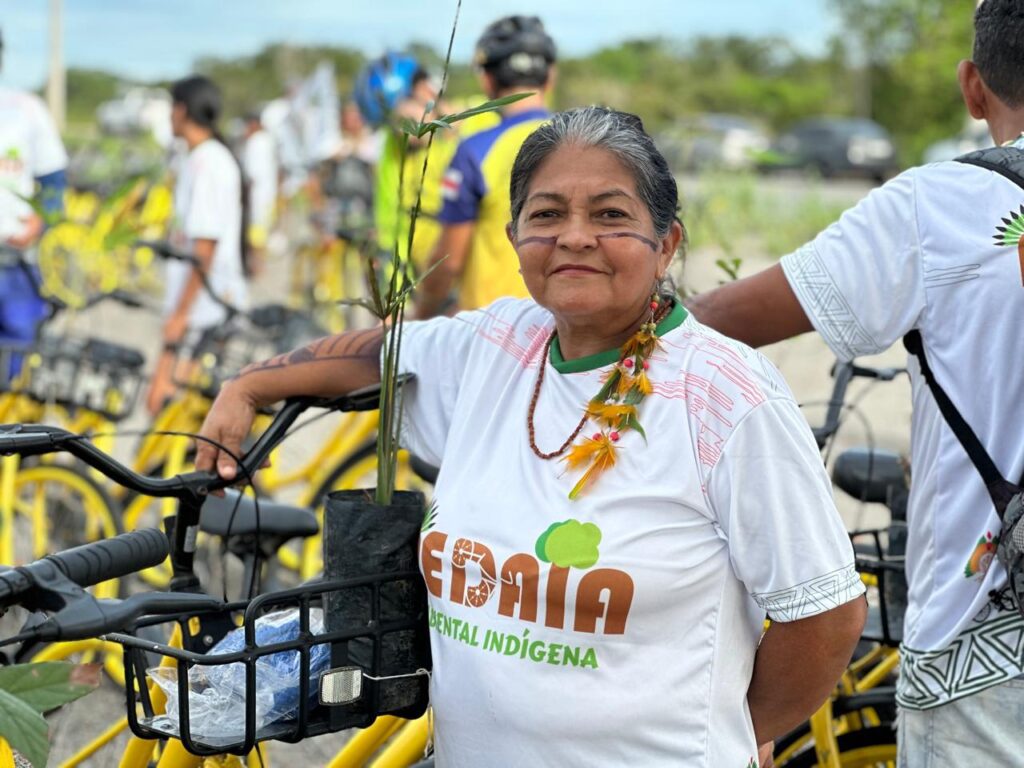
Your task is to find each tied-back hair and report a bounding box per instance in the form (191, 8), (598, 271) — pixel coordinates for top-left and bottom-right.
(171, 75), (253, 276)
(509, 106), (683, 247)
(973, 0), (1024, 109)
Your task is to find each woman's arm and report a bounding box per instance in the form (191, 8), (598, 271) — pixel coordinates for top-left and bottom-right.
(747, 597), (866, 743)
(195, 327), (384, 478)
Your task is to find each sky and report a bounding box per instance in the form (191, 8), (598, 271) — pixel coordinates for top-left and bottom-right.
(3, 0), (838, 90)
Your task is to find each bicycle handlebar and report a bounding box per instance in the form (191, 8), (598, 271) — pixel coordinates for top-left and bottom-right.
(0, 528), (169, 611)
(811, 360), (906, 448)
(135, 239), (242, 319)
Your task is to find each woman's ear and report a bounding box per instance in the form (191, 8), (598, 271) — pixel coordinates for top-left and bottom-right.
(658, 220), (683, 274)
(506, 222), (515, 246)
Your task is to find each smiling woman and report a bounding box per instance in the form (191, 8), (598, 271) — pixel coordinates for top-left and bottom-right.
(197, 105), (866, 767)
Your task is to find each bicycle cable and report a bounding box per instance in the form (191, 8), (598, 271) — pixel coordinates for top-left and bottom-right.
(70, 428), (262, 600)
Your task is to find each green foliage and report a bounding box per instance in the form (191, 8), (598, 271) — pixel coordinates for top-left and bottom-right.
(681, 169), (853, 267)
(52, 0), (973, 169)
(0, 662), (100, 768)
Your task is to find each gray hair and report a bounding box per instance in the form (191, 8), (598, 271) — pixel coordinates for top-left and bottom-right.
(509, 106), (681, 239)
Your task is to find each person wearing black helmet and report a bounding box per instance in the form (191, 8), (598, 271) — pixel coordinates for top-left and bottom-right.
(414, 15), (556, 318)
(0, 26), (69, 370)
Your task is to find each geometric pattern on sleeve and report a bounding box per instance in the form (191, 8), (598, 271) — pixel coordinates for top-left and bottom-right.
(785, 245), (878, 360)
(751, 564), (865, 622)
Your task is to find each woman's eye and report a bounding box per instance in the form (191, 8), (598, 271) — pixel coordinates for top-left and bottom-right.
(529, 209), (558, 220)
(598, 209), (627, 219)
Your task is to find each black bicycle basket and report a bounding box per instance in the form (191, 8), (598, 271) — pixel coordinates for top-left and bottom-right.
(0, 335), (146, 421)
(113, 570), (430, 756)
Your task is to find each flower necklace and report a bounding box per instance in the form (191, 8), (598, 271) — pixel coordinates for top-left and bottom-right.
(528, 293), (671, 499)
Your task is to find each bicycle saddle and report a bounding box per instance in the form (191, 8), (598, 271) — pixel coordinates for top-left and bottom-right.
(82, 338), (146, 370)
(200, 490), (319, 540)
(832, 448), (907, 504)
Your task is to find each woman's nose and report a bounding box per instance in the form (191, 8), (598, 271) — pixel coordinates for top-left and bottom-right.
(556, 215), (597, 251)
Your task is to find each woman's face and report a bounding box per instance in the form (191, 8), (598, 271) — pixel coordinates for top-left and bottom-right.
(509, 144), (680, 328)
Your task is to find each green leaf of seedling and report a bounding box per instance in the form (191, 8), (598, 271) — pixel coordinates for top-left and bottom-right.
(0, 688), (50, 768)
(434, 92), (534, 127)
(0, 662), (100, 713)
(397, 117), (421, 138)
(592, 370), (620, 404)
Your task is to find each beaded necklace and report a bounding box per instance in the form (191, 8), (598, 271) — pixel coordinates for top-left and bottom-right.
(528, 294), (671, 499)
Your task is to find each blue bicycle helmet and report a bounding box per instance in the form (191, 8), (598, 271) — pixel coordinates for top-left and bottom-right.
(353, 52), (421, 127)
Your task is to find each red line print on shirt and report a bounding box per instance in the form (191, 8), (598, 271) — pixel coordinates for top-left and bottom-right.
(466, 309), (548, 368)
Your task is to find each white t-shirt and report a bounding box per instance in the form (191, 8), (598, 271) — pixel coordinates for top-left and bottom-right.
(242, 129), (277, 233)
(0, 85), (68, 242)
(780, 137), (1024, 710)
(397, 298), (863, 766)
(167, 139), (247, 329)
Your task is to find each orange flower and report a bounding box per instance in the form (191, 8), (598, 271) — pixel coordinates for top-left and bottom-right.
(621, 331), (661, 360)
(563, 433), (618, 500)
(633, 370), (653, 396)
(586, 402), (637, 428)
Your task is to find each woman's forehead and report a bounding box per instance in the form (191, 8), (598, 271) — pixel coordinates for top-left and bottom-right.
(528, 145), (639, 198)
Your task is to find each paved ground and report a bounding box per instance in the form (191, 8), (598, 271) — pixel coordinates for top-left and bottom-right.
(35, 172), (910, 765)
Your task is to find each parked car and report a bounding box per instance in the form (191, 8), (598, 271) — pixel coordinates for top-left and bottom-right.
(657, 113), (771, 172)
(769, 117), (898, 181)
(922, 119), (991, 164)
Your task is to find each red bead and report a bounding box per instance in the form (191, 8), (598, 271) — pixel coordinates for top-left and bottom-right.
(593, 432), (602, 441)
(642, 360), (650, 370)
(610, 431), (620, 442)
(650, 301), (659, 310)
(623, 358), (634, 368)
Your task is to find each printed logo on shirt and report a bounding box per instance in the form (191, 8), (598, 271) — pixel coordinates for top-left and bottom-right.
(992, 205), (1024, 286)
(441, 168), (463, 200)
(964, 531), (999, 579)
(0, 146), (25, 176)
(421, 519), (635, 671)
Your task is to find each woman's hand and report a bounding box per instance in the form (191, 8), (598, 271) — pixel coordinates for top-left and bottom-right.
(195, 380), (259, 481)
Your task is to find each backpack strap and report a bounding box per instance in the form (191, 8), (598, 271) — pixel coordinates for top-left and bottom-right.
(904, 330), (1020, 516)
(956, 145), (1024, 192)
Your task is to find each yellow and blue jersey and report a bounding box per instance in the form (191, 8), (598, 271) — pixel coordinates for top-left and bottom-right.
(438, 108), (550, 310)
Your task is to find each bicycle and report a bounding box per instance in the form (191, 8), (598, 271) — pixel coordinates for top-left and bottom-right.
(0, 247), (147, 596)
(129, 241), (435, 584)
(0, 389), (432, 768)
(774, 360), (909, 767)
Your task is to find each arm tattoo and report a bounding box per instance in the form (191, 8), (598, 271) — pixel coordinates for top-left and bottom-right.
(233, 328), (384, 380)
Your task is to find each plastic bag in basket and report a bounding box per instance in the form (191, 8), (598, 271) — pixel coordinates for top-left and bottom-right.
(147, 608), (331, 739)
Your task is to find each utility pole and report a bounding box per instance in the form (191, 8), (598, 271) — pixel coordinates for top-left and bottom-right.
(46, 0), (65, 129)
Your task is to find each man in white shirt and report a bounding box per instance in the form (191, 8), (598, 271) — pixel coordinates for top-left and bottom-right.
(687, 2), (1024, 764)
(146, 75), (247, 414)
(0, 28), (68, 356)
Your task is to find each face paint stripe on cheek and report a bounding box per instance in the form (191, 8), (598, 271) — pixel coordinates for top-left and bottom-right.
(516, 235), (558, 248)
(596, 232), (659, 251)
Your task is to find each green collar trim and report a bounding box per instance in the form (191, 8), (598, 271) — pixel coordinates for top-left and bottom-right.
(550, 301), (688, 374)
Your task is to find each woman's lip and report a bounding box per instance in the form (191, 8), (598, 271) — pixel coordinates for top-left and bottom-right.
(552, 265), (602, 274)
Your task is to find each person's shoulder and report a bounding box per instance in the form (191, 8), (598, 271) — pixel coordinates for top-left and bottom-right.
(661, 312), (796, 409)
(0, 86), (49, 119)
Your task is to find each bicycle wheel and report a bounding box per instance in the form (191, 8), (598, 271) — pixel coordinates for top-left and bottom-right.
(782, 727), (896, 768)
(7, 463), (123, 598)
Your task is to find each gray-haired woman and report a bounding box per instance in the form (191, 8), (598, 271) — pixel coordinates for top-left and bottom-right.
(197, 106), (865, 766)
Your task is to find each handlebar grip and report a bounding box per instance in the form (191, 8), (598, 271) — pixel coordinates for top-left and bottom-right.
(49, 528), (169, 589)
(0, 529), (169, 610)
